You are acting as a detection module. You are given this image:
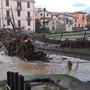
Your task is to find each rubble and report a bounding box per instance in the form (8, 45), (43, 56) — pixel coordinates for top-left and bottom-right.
(35, 35), (90, 48)
(0, 29), (47, 61)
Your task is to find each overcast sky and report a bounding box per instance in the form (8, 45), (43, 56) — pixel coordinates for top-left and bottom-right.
(35, 0), (90, 12)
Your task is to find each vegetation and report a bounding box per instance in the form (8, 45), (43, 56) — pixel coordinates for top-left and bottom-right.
(0, 81), (6, 90)
(86, 13), (90, 30)
(47, 30), (89, 38)
(35, 19), (50, 34)
(35, 19), (41, 33)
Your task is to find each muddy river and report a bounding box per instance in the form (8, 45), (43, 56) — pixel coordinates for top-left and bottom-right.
(0, 51), (90, 82)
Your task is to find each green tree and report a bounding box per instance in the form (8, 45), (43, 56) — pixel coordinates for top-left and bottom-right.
(86, 13), (90, 30)
(35, 19), (41, 33)
(35, 19), (50, 33)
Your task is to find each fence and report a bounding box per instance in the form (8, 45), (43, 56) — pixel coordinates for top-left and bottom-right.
(6, 71), (31, 90)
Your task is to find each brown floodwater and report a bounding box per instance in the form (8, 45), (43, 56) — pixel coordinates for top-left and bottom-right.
(0, 52), (90, 81)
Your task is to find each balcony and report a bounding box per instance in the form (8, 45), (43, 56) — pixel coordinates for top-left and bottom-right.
(5, 15), (12, 20)
(15, 24), (25, 30)
(16, 6), (22, 11)
(26, 16), (32, 21)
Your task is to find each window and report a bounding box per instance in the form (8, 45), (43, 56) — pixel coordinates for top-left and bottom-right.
(82, 15), (85, 21)
(6, 10), (10, 16)
(28, 28), (30, 30)
(46, 22), (48, 25)
(17, 11), (21, 16)
(52, 26), (55, 31)
(75, 19), (77, 22)
(27, 12), (30, 17)
(6, 10), (10, 25)
(17, 1), (21, 7)
(75, 24), (76, 27)
(28, 21), (30, 26)
(56, 21), (58, 23)
(40, 13), (42, 16)
(6, 0), (9, 6)
(17, 2), (22, 11)
(52, 21), (54, 25)
(78, 24), (80, 27)
(7, 20), (10, 25)
(27, 2), (30, 8)
(6, 10), (10, 19)
(18, 20), (21, 28)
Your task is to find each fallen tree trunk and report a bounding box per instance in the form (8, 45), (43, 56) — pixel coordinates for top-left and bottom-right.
(0, 29), (47, 61)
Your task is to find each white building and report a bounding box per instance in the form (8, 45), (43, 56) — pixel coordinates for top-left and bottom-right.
(35, 8), (52, 28)
(0, 0), (35, 33)
(48, 13), (75, 33)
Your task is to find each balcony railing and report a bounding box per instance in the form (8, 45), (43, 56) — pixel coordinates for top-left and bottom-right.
(26, 16), (32, 21)
(15, 25), (25, 30)
(16, 6), (22, 11)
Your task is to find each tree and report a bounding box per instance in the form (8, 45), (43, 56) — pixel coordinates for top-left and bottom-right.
(86, 13), (90, 30)
(35, 19), (41, 33)
(35, 19), (50, 33)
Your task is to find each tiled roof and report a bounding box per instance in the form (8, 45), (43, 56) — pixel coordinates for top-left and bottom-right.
(13, 0), (35, 2)
(72, 11), (86, 14)
(47, 12), (61, 16)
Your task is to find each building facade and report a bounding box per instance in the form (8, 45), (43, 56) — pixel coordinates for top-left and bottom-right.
(35, 8), (87, 33)
(71, 12), (87, 30)
(0, 0), (35, 33)
(35, 8), (52, 28)
(48, 12), (74, 33)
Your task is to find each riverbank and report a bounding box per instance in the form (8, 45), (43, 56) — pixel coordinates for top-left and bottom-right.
(0, 74), (90, 90)
(37, 45), (90, 60)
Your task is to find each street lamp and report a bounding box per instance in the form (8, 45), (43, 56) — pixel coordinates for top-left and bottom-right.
(43, 8), (46, 29)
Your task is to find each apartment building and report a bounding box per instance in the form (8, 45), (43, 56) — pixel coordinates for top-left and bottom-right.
(48, 12), (74, 33)
(35, 8), (52, 28)
(35, 8), (76, 33)
(0, 0), (35, 33)
(71, 12), (87, 30)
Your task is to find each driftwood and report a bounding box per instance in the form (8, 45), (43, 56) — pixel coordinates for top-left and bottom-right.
(0, 29), (47, 61)
(35, 35), (90, 48)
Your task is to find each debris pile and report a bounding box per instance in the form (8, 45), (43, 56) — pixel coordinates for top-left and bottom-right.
(36, 35), (90, 48)
(0, 29), (47, 61)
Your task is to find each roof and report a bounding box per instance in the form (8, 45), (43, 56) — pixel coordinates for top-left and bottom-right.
(48, 12), (61, 16)
(13, 0), (35, 3)
(72, 11), (87, 14)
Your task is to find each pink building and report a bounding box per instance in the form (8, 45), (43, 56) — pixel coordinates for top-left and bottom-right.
(0, 0), (35, 33)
